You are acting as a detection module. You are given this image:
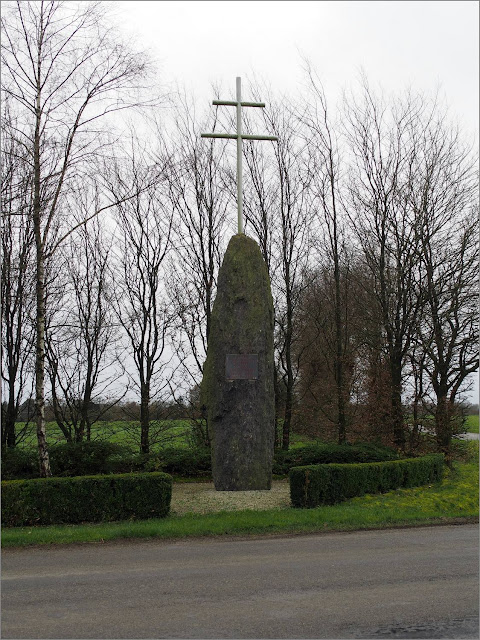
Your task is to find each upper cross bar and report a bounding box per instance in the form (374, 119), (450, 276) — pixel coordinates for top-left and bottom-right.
(200, 77), (278, 234)
(212, 100), (266, 107)
(201, 133), (278, 141)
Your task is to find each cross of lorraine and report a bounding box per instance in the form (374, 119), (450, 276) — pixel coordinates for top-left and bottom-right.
(201, 77), (278, 235)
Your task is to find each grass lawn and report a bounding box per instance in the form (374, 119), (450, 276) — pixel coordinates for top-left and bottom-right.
(466, 414), (479, 433)
(3, 444), (478, 548)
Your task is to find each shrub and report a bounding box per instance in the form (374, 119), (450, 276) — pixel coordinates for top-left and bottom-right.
(1, 442), (212, 480)
(1, 447), (39, 480)
(273, 442), (398, 476)
(107, 447), (212, 477)
(2, 439), (398, 481)
(289, 454), (444, 508)
(154, 446), (212, 476)
(49, 441), (128, 477)
(1, 472), (172, 527)
(1, 441), (131, 480)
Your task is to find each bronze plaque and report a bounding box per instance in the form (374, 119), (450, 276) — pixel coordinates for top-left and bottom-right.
(225, 354), (258, 380)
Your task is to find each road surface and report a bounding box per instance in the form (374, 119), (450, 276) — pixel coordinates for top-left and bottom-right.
(2, 524), (478, 639)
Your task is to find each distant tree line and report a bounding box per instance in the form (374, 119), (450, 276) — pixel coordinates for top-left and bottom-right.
(1, 1), (478, 475)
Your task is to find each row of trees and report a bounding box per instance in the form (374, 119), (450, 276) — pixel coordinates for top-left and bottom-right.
(293, 70), (478, 457)
(2, 2), (478, 476)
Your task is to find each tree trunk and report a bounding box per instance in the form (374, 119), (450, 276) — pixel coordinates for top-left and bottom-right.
(273, 364), (281, 449)
(282, 302), (293, 451)
(140, 382), (150, 455)
(390, 359), (405, 451)
(3, 379), (17, 448)
(34, 244), (51, 476)
(282, 378), (292, 450)
(33, 90), (51, 477)
(334, 255), (346, 444)
(409, 397), (419, 456)
(435, 387), (452, 459)
(78, 378), (93, 443)
(51, 397), (72, 443)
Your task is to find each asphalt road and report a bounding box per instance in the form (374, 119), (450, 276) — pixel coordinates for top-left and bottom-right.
(2, 524), (478, 639)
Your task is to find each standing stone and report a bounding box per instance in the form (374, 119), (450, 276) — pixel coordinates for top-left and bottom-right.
(202, 234), (275, 490)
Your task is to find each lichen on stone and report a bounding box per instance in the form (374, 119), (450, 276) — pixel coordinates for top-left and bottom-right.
(202, 234), (275, 490)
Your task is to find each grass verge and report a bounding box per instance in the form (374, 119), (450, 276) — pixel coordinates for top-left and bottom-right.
(2, 458), (477, 548)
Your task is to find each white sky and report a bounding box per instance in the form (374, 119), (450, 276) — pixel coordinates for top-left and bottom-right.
(114, 0), (479, 404)
(115, 0), (479, 136)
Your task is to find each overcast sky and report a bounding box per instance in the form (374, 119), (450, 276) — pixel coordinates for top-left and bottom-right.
(115, 0), (479, 136)
(115, 0), (479, 402)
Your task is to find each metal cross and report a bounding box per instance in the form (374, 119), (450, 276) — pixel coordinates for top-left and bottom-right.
(201, 77), (278, 235)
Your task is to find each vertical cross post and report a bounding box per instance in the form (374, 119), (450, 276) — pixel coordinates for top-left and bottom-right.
(236, 77), (243, 234)
(201, 77), (278, 235)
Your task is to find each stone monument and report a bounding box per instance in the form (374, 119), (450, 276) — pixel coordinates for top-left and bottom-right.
(201, 78), (277, 490)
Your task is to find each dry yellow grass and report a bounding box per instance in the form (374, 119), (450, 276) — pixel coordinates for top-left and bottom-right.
(171, 480), (291, 515)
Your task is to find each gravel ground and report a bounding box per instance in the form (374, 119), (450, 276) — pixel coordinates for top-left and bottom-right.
(170, 480), (291, 515)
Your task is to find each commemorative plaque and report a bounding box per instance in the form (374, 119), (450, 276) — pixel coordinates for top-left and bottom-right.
(225, 354), (258, 380)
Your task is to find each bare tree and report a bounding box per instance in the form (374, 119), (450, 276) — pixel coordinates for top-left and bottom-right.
(45, 213), (121, 443)
(241, 87), (315, 450)
(1, 104), (35, 447)
(1, 0), (156, 475)
(108, 136), (174, 455)
(300, 67), (352, 443)
(240, 109), (282, 446)
(410, 117), (479, 456)
(344, 79), (424, 450)
(164, 92), (230, 445)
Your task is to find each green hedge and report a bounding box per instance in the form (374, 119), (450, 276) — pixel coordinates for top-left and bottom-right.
(1, 443), (213, 480)
(1, 447), (39, 480)
(273, 442), (399, 475)
(1, 472), (172, 527)
(2, 441), (399, 480)
(1, 441), (128, 480)
(112, 446), (212, 477)
(289, 454), (444, 508)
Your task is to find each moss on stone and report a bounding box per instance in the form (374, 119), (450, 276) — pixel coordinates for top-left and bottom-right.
(202, 234), (275, 490)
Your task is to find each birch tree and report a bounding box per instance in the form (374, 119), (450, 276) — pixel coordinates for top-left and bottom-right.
(1, 0), (155, 475)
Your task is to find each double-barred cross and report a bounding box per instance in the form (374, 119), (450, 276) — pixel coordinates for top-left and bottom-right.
(201, 77), (278, 235)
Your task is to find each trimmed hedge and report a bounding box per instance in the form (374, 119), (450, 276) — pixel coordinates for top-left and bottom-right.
(1, 472), (172, 527)
(289, 454), (444, 508)
(273, 442), (398, 475)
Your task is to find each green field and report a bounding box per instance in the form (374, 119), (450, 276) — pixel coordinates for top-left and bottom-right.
(466, 414), (479, 433)
(14, 420), (195, 451)
(13, 412), (480, 450)
(14, 413), (479, 450)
